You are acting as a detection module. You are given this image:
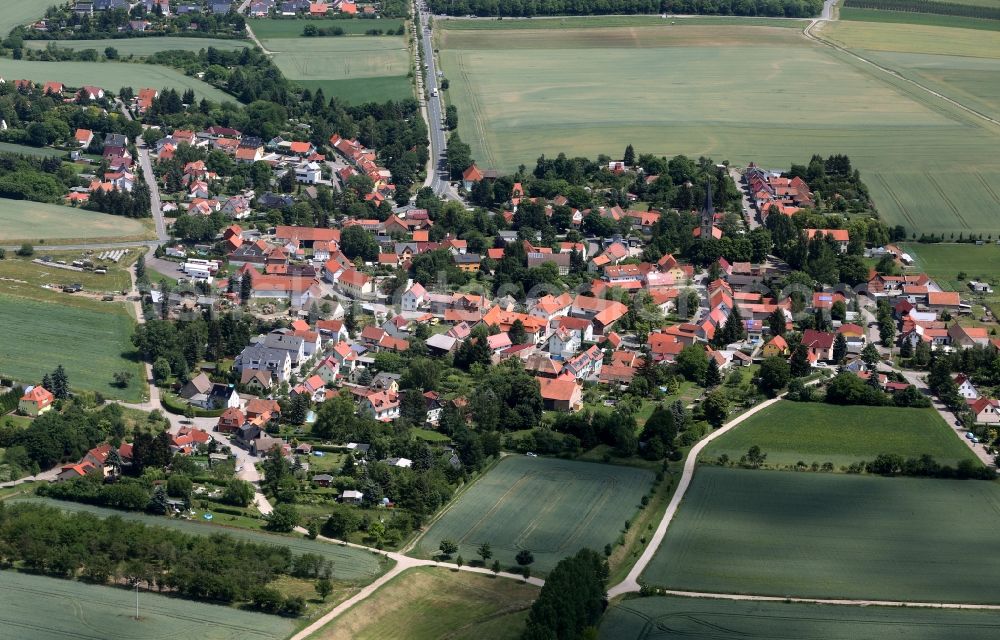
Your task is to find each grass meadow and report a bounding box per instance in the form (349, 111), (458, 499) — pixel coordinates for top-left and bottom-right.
(641, 467), (1000, 603)
(250, 18), (405, 38)
(901, 242), (1000, 291)
(0, 571), (295, 640)
(263, 34), (412, 104)
(0, 58), (234, 102)
(701, 402), (977, 468)
(312, 567), (538, 640)
(413, 455), (654, 573)
(0, 199), (150, 243)
(600, 595), (1000, 640)
(437, 22), (1000, 235)
(0, 293), (145, 401)
(24, 37), (250, 55)
(16, 497), (389, 583)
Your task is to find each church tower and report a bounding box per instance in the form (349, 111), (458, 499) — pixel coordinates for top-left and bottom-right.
(699, 179), (715, 241)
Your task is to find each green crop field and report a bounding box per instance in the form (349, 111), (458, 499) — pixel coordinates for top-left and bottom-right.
(438, 15), (806, 30)
(296, 76), (413, 104)
(0, 58), (234, 102)
(642, 467), (1000, 603)
(0, 294), (145, 401)
(250, 18), (405, 38)
(0, 571), (295, 640)
(24, 37), (250, 55)
(841, 7), (1000, 30)
(311, 567), (538, 640)
(263, 35), (412, 104)
(412, 455), (654, 573)
(702, 402), (977, 468)
(0, 199), (150, 243)
(437, 22), (1000, 235)
(600, 595), (1000, 640)
(17, 497), (388, 582)
(0, 0), (50, 39)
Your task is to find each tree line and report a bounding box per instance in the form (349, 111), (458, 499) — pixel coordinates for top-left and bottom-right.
(846, 0), (1000, 19)
(429, 0), (823, 18)
(0, 502), (325, 616)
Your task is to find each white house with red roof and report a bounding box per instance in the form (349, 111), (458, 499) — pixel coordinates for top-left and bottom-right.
(19, 385), (54, 417)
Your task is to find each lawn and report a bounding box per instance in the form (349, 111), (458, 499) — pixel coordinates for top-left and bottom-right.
(600, 595), (1000, 640)
(250, 18), (405, 38)
(840, 7), (1000, 31)
(0, 571), (295, 640)
(641, 467), (1000, 603)
(310, 566), (538, 640)
(263, 35), (413, 104)
(16, 497), (389, 583)
(0, 199), (150, 243)
(0, 58), (234, 102)
(701, 402), (978, 468)
(0, 293), (145, 402)
(437, 21), (1000, 235)
(24, 37), (251, 55)
(0, 0), (51, 39)
(412, 455), (654, 573)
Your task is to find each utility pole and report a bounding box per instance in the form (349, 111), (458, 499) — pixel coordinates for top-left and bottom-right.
(134, 580), (140, 620)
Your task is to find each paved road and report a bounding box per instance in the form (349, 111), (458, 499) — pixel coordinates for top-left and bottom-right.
(415, 5), (460, 201)
(136, 139), (169, 243)
(728, 166), (757, 229)
(900, 369), (997, 469)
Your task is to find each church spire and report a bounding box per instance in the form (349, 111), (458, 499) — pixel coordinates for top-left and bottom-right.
(699, 178), (715, 241)
(702, 179), (714, 216)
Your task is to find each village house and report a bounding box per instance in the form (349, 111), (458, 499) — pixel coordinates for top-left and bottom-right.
(18, 385), (55, 417)
(537, 377), (583, 412)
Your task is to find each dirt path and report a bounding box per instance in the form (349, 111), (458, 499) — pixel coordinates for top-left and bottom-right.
(658, 588), (1000, 611)
(606, 395), (786, 597)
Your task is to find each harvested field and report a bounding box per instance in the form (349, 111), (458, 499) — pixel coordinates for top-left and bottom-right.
(310, 567), (538, 640)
